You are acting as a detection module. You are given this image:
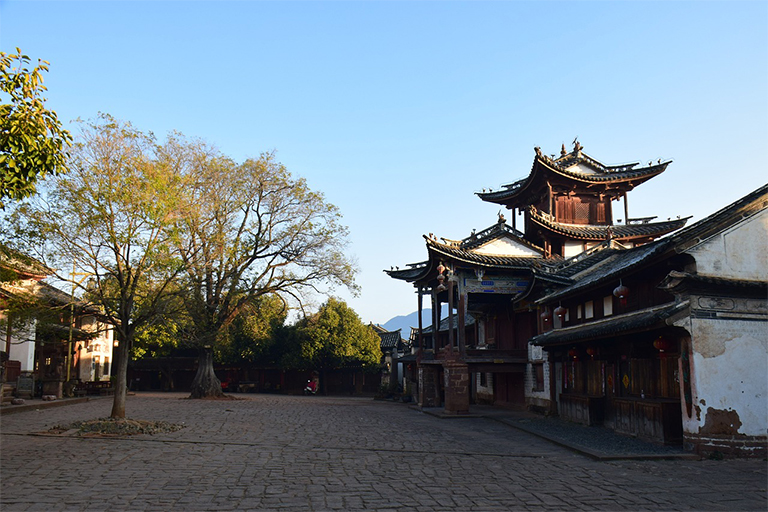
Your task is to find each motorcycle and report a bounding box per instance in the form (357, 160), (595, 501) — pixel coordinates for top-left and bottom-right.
(303, 379), (318, 395)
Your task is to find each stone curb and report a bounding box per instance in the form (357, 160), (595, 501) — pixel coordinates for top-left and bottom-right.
(0, 396), (92, 415)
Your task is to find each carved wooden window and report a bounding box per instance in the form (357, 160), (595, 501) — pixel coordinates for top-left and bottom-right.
(594, 202), (607, 224)
(573, 200), (591, 224)
(555, 196), (574, 223)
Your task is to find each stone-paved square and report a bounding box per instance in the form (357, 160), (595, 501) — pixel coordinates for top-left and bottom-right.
(1, 393), (766, 511)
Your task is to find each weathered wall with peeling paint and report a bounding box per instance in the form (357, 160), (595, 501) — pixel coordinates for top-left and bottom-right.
(679, 208), (768, 455)
(686, 318), (767, 437)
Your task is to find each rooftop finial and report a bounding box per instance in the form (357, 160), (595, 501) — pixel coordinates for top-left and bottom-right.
(498, 210), (506, 224)
(573, 137), (582, 153)
(561, 143), (567, 156)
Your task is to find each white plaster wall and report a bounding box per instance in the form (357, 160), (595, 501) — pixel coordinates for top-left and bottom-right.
(475, 372), (494, 402)
(77, 318), (116, 381)
(686, 317), (768, 437)
(563, 241), (585, 258)
(8, 319), (36, 372)
(474, 237), (541, 257)
(687, 209), (768, 281)
(525, 344), (550, 402)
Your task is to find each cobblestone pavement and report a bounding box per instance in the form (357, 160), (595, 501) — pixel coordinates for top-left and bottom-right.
(1, 393), (766, 511)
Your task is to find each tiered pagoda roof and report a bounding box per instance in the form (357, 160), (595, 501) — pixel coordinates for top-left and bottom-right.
(385, 218), (548, 284)
(477, 143), (669, 208)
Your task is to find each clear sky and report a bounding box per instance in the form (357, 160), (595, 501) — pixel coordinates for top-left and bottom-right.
(2, 1), (766, 326)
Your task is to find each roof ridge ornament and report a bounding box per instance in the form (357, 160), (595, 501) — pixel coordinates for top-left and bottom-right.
(572, 137), (582, 154)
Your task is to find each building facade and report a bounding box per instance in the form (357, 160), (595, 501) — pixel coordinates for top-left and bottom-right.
(387, 141), (767, 457)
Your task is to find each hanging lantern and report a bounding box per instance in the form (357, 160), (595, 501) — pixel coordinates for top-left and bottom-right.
(554, 305), (567, 320)
(613, 280), (629, 306)
(540, 308), (552, 323)
(653, 335), (671, 353)
(585, 346), (597, 359)
(436, 263), (445, 275)
(568, 348), (580, 361)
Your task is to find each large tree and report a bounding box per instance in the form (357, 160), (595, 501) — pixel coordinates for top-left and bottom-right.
(163, 137), (358, 398)
(218, 293), (288, 366)
(0, 49), (72, 207)
(298, 298), (382, 394)
(8, 114), (184, 418)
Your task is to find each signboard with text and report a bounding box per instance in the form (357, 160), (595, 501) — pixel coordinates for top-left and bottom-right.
(461, 277), (529, 295)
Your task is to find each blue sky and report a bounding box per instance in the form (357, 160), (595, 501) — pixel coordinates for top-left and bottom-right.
(2, 1), (766, 325)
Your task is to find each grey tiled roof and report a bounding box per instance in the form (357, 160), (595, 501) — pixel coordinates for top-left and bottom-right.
(536, 183), (768, 304)
(527, 207), (689, 241)
(378, 330), (402, 350)
(426, 237), (547, 269)
(422, 313), (476, 334)
(531, 301), (687, 347)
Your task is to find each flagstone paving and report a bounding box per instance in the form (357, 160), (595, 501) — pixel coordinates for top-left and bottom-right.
(1, 392), (766, 511)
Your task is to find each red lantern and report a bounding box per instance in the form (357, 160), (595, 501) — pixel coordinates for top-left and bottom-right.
(436, 263), (445, 275)
(554, 305), (567, 320)
(653, 335), (671, 352)
(568, 348), (580, 361)
(541, 308), (552, 323)
(585, 346), (597, 359)
(613, 282), (629, 307)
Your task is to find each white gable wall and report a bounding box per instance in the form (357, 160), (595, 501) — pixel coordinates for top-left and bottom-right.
(474, 238), (541, 257)
(688, 209), (768, 281)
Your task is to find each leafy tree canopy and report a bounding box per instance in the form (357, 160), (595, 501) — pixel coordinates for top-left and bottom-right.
(0, 49), (72, 207)
(217, 293), (288, 365)
(298, 298), (382, 371)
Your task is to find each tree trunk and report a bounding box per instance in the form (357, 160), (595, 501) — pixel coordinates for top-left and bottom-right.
(110, 333), (129, 418)
(189, 346), (223, 398)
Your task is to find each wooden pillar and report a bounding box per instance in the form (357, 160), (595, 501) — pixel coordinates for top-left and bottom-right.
(431, 288), (438, 351)
(458, 291), (466, 357)
(417, 286), (423, 364)
(447, 280), (455, 353)
(548, 181), (553, 214)
(623, 191), (629, 223)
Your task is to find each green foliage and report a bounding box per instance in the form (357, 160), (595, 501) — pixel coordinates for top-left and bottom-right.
(0, 48), (72, 207)
(132, 320), (182, 359)
(217, 294), (288, 365)
(298, 298), (382, 370)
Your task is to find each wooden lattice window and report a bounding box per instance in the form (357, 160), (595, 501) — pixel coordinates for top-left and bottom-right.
(574, 200), (590, 224)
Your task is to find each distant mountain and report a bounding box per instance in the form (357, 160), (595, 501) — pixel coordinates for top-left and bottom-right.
(380, 306), (447, 336)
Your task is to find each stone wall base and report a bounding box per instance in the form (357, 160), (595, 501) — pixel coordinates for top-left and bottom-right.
(684, 433), (768, 459)
(443, 360), (469, 415)
(526, 397), (554, 415)
(418, 366), (440, 408)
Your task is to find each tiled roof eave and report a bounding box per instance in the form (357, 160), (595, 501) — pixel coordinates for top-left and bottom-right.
(531, 301), (688, 347)
(535, 242), (670, 304)
(426, 242), (544, 270)
(528, 212), (688, 241)
(538, 156), (669, 184)
(476, 158), (668, 205)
